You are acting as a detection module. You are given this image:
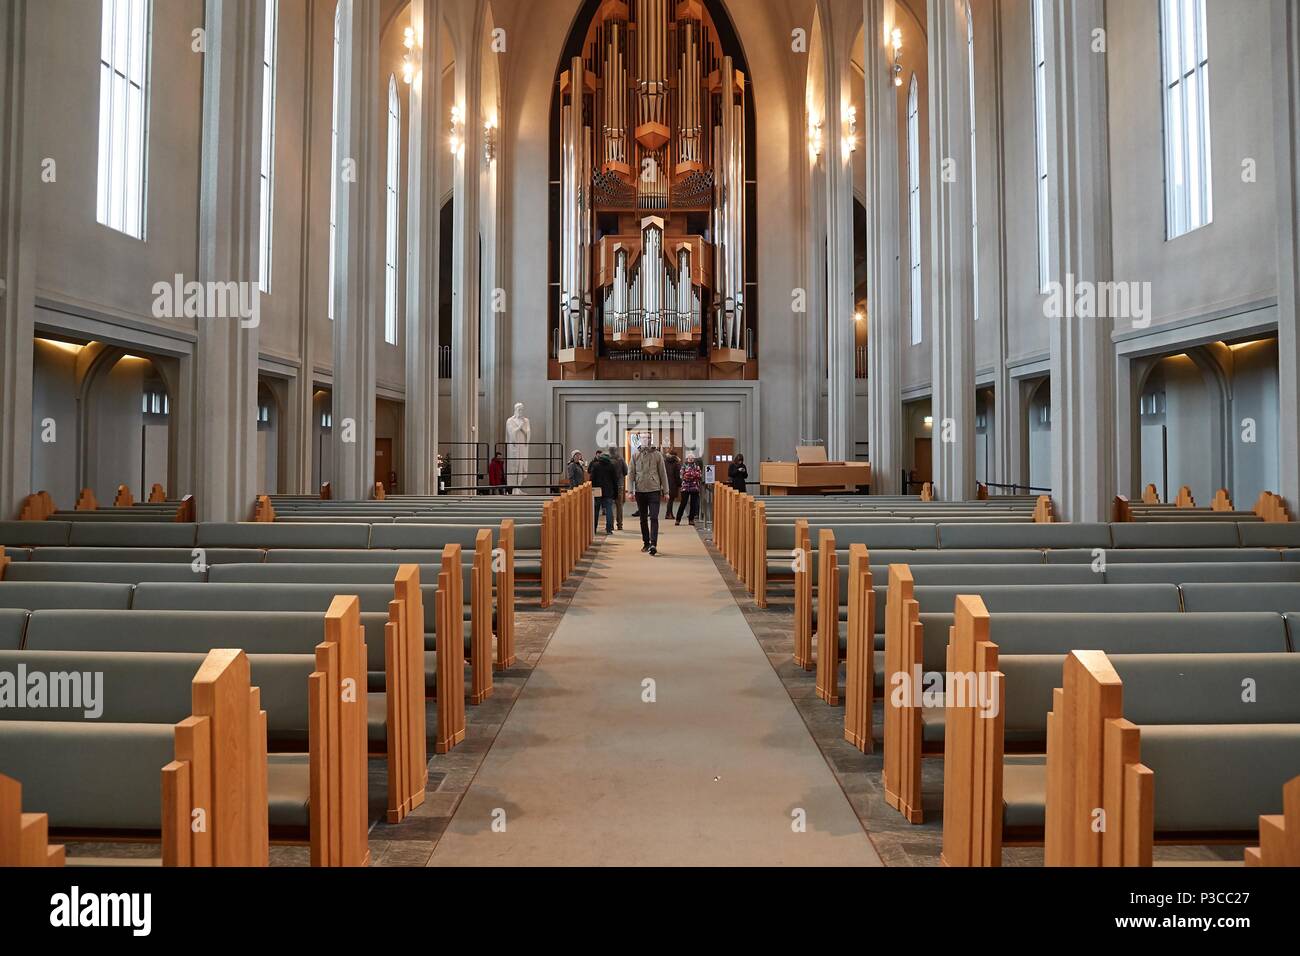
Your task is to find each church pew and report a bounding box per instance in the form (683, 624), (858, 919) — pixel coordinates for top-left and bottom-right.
(22, 593), (426, 824)
(0, 648), (273, 866)
(0, 773), (65, 865)
(1039, 651), (1300, 867)
(1243, 776), (1300, 866)
(877, 575), (1184, 822)
(0, 620), (371, 864)
(934, 628), (1300, 865)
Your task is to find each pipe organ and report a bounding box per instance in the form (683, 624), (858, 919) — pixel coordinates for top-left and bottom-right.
(555, 0), (750, 378)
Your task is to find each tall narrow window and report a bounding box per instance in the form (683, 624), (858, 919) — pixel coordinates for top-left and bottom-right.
(258, 0), (279, 292)
(1160, 0), (1212, 238)
(328, 5), (341, 320)
(1031, 0), (1050, 291)
(967, 2), (978, 320)
(907, 74), (922, 346)
(384, 75), (400, 345)
(96, 0), (152, 239)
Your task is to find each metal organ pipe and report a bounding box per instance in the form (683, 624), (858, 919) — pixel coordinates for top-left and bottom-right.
(676, 248), (691, 336)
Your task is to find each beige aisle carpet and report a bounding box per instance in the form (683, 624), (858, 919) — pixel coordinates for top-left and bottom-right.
(428, 517), (882, 866)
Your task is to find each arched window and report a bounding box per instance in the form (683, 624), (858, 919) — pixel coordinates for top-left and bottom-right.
(258, 0), (279, 292)
(967, 2), (978, 321)
(328, 3), (341, 320)
(1160, 0), (1212, 238)
(96, 0), (152, 239)
(384, 75), (400, 345)
(907, 73), (922, 346)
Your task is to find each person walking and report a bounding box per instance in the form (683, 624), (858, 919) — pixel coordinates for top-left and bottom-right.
(565, 450), (586, 489)
(728, 453), (749, 493)
(663, 449), (682, 521)
(630, 442), (669, 555)
(587, 449), (617, 534)
(609, 446), (628, 530)
(676, 453), (702, 526)
(487, 451), (506, 494)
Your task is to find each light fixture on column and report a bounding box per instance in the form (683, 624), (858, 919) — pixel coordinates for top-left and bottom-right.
(401, 25), (416, 85)
(842, 104), (858, 159)
(807, 113), (823, 161)
(483, 115), (498, 164)
(449, 104), (464, 156)
(891, 28), (904, 87)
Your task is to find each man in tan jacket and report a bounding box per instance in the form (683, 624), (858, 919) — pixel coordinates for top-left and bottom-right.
(630, 442), (670, 555)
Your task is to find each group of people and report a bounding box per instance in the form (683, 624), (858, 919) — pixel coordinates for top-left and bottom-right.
(566, 445), (706, 556)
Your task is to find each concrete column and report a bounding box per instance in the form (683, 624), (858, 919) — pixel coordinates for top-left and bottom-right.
(330, 0), (381, 501)
(479, 102), (502, 451)
(192, 0), (265, 521)
(822, 3), (857, 463)
(863, 0), (903, 492)
(403, 0), (445, 494)
(1047, 0), (1114, 522)
(1273, 0), (1300, 511)
(927, 0), (976, 501)
(0, 0), (39, 517)
(448, 0), (484, 486)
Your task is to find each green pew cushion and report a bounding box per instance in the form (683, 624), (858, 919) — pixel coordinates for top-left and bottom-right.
(4, 562), (203, 584)
(1046, 547), (1279, 564)
(267, 548), (444, 564)
(25, 608), (388, 673)
(0, 581), (133, 610)
(0, 721), (174, 830)
(0, 609), (27, 649)
(1237, 523), (1300, 548)
(1106, 563), (1300, 584)
(370, 524), (490, 550)
(266, 753), (312, 831)
(937, 523), (1111, 550)
(1180, 582), (1300, 613)
(1139, 725), (1300, 832)
(67, 522), (197, 548)
(0, 521), (72, 547)
(1002, 755), (1047, 830)
(32, 547), (266, 564)
(195, 522), (372, 549)
(1109, 522), (1241, 549)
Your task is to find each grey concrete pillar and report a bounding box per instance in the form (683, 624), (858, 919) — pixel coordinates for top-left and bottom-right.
(403, 0), (445, 494)
(330, 0), (381, 501)
(927, 0), (976, 501)
(1047, 0), (1114, 522)
(864, 0), (903, 491)
(192, 0), (265, 521)
(1273, 0), (1300, 511)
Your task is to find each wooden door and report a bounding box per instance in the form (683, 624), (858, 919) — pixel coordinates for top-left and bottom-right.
(707, 437), (735, 486)
(375, 438), (394, 492)
(913, 438), (932, 483)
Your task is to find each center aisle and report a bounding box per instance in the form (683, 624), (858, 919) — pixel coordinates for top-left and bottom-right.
(428, 513), (882, 866)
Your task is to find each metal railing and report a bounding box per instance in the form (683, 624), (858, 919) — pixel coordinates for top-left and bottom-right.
(855, 345), (868, 379)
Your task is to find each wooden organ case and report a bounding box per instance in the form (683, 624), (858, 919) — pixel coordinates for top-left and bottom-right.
(553, 0), (752, 381)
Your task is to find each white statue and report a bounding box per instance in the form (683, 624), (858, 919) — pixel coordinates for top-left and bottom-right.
(505, 402), (531, 493)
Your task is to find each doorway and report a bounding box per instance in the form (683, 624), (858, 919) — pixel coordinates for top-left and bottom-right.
(375, 438), (394, 494)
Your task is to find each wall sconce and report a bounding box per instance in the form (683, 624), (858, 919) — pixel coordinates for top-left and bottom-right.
(854, 310), (865, 323)
(891, 27), (904, 87)
(401, 25), (416, 85)
(449, 104), (464, 157)
(483, 115), (498, 164)
(923, 415), (934, 428)
(807, 114), (823, 161)
(842, 105), (858, 159)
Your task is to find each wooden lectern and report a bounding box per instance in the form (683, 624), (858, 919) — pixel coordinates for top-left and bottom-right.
(758, 446), (872, 495)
